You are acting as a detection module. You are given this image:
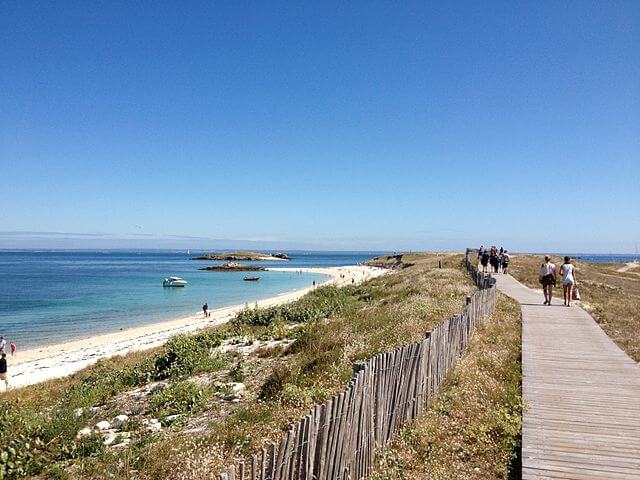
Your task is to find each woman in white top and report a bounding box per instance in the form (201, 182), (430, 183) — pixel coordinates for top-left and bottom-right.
(560, 256), (577, 306)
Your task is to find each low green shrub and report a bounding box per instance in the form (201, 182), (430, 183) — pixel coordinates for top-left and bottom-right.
(232, 285), (362, 329)
(229, 360), (246, 382)
(153, 331), (226, 380)
(150, 381), (211, 416)
(259, 365), (293, 400)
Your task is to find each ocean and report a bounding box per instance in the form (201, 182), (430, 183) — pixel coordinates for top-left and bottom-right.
(0, 251), (383, 349)
(568, 254), (639, 263)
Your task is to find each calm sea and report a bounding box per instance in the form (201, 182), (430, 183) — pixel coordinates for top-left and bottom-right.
(568, 254), (639, 263)
(0, 251), (383, 349)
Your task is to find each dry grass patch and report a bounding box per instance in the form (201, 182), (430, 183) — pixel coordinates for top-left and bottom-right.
(368, 292), (522, 480)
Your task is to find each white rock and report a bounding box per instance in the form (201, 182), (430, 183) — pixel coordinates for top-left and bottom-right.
(111, 438), (131, 449)
(146, 422), (162, 433)
(143, 418), (162, 433)
(74, 407), (84, 417)
(90, 406), (99, 414)
(112, 414), (128, 427)
(229, 382), (246, 394)
(76, 427), (92, 439)
(103, 433), (118, 446)
(95, 420), (111, 431)
(165, 414), (182, 423)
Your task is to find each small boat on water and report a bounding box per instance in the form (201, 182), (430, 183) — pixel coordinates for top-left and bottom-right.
(243, 276), (260, 282)
(163, 276), (188, 287)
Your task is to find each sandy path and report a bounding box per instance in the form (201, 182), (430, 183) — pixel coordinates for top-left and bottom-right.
(4, 266), (387, 389)
(616, 262), (640, 273)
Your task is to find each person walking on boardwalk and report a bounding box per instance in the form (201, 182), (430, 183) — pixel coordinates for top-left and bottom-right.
(0, 353), (8, 390)
(477, 245), (485, 267)
(539, 255), (557, 305)
(501, 250), (510, 274)
(481, 249), (489, 272)
(560, 256), (577, 306)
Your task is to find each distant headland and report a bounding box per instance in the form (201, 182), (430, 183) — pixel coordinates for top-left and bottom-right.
(191, 251), (290, 261)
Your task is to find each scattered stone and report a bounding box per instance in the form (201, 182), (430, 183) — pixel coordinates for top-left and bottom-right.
(103, 433), (118, 446)
(95, 420), (111, 431)
(149, 383), (167, 394)
(112, 414), (128, 427)
(229, 382), (246, 395)
(74, 407), (84, 417)
(143, 418), (162, 433)
(76, 427), (92, 439)
(165, 414), (182, 423)
(111, 438), (131, 449)
(90, 406), (100, 414)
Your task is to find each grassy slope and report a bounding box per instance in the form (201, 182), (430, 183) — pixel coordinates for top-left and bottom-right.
(508, 254), (640, 361)
(1, 253), (523, 480)
(368, 292), (522, 480)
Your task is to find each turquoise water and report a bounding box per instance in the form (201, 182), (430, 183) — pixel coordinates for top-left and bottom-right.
(0, 251), (381, 349)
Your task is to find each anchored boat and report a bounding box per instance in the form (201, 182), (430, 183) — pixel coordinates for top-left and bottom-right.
(163, 276), (188, 287)
(243, 276), (260, 282)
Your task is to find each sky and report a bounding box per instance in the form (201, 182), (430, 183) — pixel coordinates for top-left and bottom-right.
(1, 1), (639, 253)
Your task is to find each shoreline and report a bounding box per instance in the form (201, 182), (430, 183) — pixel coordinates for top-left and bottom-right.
(6, 266), (387, 389)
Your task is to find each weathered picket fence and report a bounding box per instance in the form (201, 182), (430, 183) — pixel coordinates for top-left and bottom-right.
(218, 252), (496, 480)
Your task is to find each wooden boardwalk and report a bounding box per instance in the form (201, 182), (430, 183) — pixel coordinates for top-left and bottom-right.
(493, 273), (640, 479)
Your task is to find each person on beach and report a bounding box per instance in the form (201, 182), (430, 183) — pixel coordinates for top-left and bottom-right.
(312, 280), (316, 288)
(0, 337), (5, 355)
(501, 250), (510, 274)
(539, 256), (557, 305)
(0, 353), (8, 390)
(560, 256), (577, 306)
(202, 303), (209, 318)
(9, 341), (16, 357)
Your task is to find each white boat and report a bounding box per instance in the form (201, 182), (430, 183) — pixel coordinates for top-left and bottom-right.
(163, 276), (188, 287)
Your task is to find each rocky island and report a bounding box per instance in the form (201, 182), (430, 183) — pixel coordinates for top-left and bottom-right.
(191, 251), (290, 261)
(198, 261), (266, 272)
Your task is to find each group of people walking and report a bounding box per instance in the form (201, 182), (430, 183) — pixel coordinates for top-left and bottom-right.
(477, 245), (510, 274)
(539, 255), (578, 306)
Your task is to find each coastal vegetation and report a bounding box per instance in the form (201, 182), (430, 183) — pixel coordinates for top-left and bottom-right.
(509, 254), (640, 361)
(368, 292), (522, 480)
(0, 253), (523, 480)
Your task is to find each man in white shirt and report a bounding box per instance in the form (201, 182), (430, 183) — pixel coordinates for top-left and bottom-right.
(539, 256), (557, 305)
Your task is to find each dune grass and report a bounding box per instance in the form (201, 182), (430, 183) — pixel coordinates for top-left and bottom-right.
(368, 292), (522, 480)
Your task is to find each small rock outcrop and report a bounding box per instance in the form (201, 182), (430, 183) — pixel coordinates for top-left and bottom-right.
(95, 420), (111, 431)
(198, 261), (266, 272)
(112, 414), (128, 428)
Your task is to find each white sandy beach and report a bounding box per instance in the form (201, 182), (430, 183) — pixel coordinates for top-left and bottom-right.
(4, 266), (387, 389)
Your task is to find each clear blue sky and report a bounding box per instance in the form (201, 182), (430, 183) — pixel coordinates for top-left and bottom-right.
(1, 1), (638, 252)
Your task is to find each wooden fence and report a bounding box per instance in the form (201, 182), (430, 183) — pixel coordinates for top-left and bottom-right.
(218, 253), (496, 480)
